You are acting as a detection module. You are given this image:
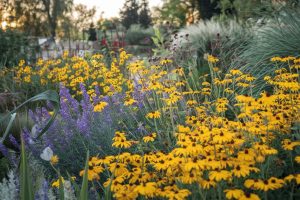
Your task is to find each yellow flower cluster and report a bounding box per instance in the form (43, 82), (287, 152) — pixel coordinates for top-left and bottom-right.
(6, 52), (300, 199)
(11, 50), (132, 98)
(76, 56), (300, 200)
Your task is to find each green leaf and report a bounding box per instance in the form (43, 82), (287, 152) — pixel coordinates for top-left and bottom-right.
(20, 138), (34, 200)
(0, 113), (16, 143)
(0, 90), (60, 139)
(79, 150), (89, 200)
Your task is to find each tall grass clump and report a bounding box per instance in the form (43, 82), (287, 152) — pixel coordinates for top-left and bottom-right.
(233, 11), (300, 94)
(177, 19), (253, 72)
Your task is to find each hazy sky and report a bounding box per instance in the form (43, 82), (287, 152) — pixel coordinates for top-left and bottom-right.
(74, 0), (163, 18)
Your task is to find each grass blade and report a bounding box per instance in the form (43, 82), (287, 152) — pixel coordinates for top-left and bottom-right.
(79, 150), (89, 200)
(58, 172), (65, 200)
(20, 138), (34, 200)
(0, 113), (16, 143)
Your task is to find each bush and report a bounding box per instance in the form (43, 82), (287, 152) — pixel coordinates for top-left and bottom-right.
(0, 29), (27, 67)
(125, 24), (154, 46)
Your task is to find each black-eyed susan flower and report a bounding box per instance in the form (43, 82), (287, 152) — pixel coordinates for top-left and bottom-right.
(209, 170), (232, 182)
(207, 55), (219, 63)
(146, 110), (161, 119)
(199, 177), (216, 189)
(224, 189), (244, 199)
(239, 192), (261, 200)
(282, 139), (300, 150)
(94, 101), (108, 112)
(134, 182), (157, 197)
(143, 133), (157, 143)
(112, 138), (132, 149)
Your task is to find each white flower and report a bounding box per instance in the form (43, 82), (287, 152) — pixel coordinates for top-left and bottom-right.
(40, 147), (53, 161)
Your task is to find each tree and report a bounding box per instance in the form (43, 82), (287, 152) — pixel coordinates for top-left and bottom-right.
(88, 23), (97, 41)
(139, 0), (152, 28)
(153, 0), (189, 27)
(196, 0), (220, 20)
(120, 0), (140, 29)
(73, 4), (96, 39)
(41, 0), (73, 39)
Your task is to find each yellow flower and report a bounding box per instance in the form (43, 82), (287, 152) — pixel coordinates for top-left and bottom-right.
(143, 133), (157, 143)
(112, 131), (133, 148)
(207, 55), (219, 63)
(112, 139), (132, 148)
(231, 164), (259, 178)
(50, 155), (59, 165)
(246, 177), (285, 191)
(134, 182), (157, 197)
(160, 58), (173, 65)
(124, 98), (137, 106)
(199, 178), (216, 189)
(52, 177), (64, 188)
(295, 156), (300, 164)
(94, 101), (108, 112)
(239, 192), (260, 200)
(209, 170), (232, 182)
(79, 168), (100, 181)
(146, 111), (161, 119)
(224, 189), (244, 199)
(282, 139), (300, 150)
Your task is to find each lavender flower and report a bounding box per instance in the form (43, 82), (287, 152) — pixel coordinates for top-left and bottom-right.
(9, 134), (19, 150)
(0, 143), (16, 166)
(79, 83), (93, 112)
(0, 143), (9, 158)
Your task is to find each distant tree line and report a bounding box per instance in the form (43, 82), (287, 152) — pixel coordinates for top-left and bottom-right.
(0, 0), (97, 40)
(120, 0), (152, 29)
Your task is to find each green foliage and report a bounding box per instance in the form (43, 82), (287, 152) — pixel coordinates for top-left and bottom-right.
(125, 24), (154, 45)
(218, 0), (300, 21)
(0, 90), (60, 140)
(0, 29), (27, 67)
(151, 28), (169, 56)
(153, 0), (187, 27)
(235, 11), (300, 94)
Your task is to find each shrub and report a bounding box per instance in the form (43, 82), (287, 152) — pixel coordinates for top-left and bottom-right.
(0, 29), (27, 67)
(125, 24), (154, 46)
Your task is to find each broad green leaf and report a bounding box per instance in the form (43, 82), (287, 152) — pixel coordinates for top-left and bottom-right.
(0, 90), (60, 139)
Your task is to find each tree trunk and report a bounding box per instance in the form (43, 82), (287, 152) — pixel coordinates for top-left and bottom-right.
(50, 21), (56, 40)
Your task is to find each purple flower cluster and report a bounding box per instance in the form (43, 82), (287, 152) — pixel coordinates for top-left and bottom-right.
(24, 83), (118, 155)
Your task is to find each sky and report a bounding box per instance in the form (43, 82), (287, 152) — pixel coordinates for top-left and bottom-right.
(74, 0), (163, 18)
